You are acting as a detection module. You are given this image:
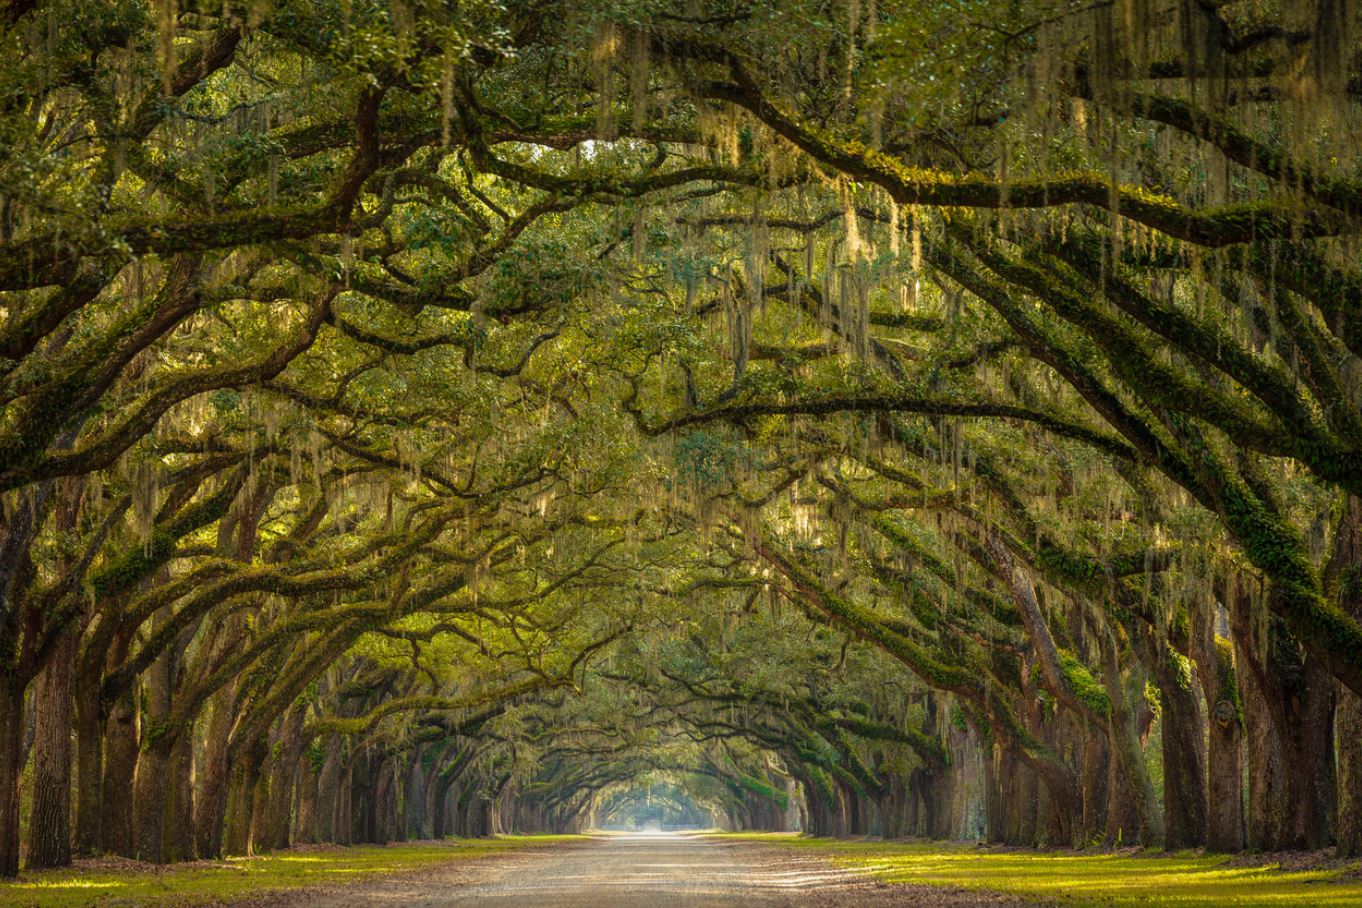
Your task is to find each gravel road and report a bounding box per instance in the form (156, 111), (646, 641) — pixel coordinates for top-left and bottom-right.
(252, 832), (1031, 907)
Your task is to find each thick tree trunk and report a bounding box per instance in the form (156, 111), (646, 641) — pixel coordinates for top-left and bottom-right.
(1284, 658), (1337, 850)
(132, 740), (172, 863)
(1195, 631), (1245, 853)
(1100, 647), (1162, 847)
(1239, 660), (1289, 851)
(1329, 495), (1362, 857)
(99, 688), (138, 857)
(257, 705), (307, 852)
(194, 688), (236, 858)
(1340, 690), (1362, 858)
(294, 753), (320, 845)
(72, 663), (103, 856)
(26, 632), (76, 868)
(1236, 599), (1335, 850)
(1145, 635), (1207, 850)
(911, 766), (953, 839)
(0, 674), (24, 877)
(983, 745), (1005, 843)
(405, 750), (426, 840)
(430, 773), (451, 840)
(1080, 730), (1109, 845)
(164, 731), (195, 862)
(315, 741), (343, 843)
(222, 737), (267, 856)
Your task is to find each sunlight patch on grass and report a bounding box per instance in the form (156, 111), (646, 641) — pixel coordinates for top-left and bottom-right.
(0, 836), (575, 908)
(724, 836), (1362, 906)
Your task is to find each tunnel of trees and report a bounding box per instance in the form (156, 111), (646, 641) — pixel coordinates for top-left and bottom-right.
(2, 0), (1361, 878)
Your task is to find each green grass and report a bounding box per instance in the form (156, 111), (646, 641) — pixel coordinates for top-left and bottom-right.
(0, 836), (579, 908)
(714, 834), (1362, 906)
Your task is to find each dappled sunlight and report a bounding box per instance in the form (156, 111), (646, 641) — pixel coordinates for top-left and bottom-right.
(0, 839), (545, 908)
(10, 880), (127, 891)
(748, 837), (1362, 906)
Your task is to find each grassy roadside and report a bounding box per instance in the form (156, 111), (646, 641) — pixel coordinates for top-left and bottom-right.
(713, 833), (1362, 906)
(0, 836), (579, 908)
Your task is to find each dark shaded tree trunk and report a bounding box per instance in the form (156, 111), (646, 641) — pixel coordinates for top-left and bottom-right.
(223, 737), (268, 855)
(1205, 675), (1245, 850)
(1194, 625), (1244, 854)
(1144, 633), (1206, 849)
(0, 674), (23, 877)
(1284, 658), (1337, 850)
(257, 704), (307, 852)
(1340, 689), (1362, 858)
(194, 687), (236, 858)
(315, 740), (343, 843)
(405, 749), (427, 840)
(132, 739), (173, 863)
(99, 686), (138, 857)
(294, 752), (320, 845)
(26, 631), (76, 868)
(1099, 637), (1162, 848)
(1080, 730), (1109, 845)
(1235, 583), (1336, 852)
(983, 743), (1005, 843)
(164, 731), (196, 862)
(72, 662), (103, 856)
(1329, 495), (1362, 858)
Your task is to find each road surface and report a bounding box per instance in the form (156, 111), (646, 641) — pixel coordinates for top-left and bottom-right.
(255, 832), (1026, 906)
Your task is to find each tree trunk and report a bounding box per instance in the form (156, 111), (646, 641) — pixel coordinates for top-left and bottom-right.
(164, 731), (196, 861)
(1233, 607), (1289, 851)
(1080, 729), (1109, 845)
(0, 673), (24, 877)
(194, 687), (236, 858)
(1238, 602), (1335, 850)
(1146, 636), (1207, 849)
(99, 687), (138, 857)
(315, 740), (343, 843)
(1329, 495), (1362, 857)
(1100, 645), (1162, 847)
(257, 705), (307, 852)
(132, 739), (172, 863)
(1197, 633), (1245, 853)
(1284, 657), (1337, 850)
(223, 737), (267, 856)
(26, 631), (76, 868)
(983, 745), (1005, 843)
(294, 752), (320, 845)
(72, 663), (103, 856)
(405, 750), (426, 840)
(1340, 689), (1362, 858)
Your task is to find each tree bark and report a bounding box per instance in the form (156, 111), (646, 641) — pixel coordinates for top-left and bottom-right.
(164, 731), (195, 861)
(0, 673), (24, 877)
(222, 736), (267, 856)
(194, 685), (237, 858)
(72, 657), (103, 856)
(293, 751), (320, 845)
(1203, 639), (1245, 852)
(99, 685), (138, 857)
(257, 704), (307, 852)
(1329, 495), (1362, 857)
(1142, 630), (1207, 849)
(26, 631), (76, 868)
(1340, 686), (1362, 857)
(315, 739), (343, 843)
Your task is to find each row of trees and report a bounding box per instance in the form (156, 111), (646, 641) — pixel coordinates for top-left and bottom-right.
(2, 0), (1361, 876)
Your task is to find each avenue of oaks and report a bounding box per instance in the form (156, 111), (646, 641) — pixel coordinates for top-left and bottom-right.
(1, 0), (1361, 878)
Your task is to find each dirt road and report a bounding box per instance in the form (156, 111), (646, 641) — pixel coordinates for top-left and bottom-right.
(254, 832), (1028, 907)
